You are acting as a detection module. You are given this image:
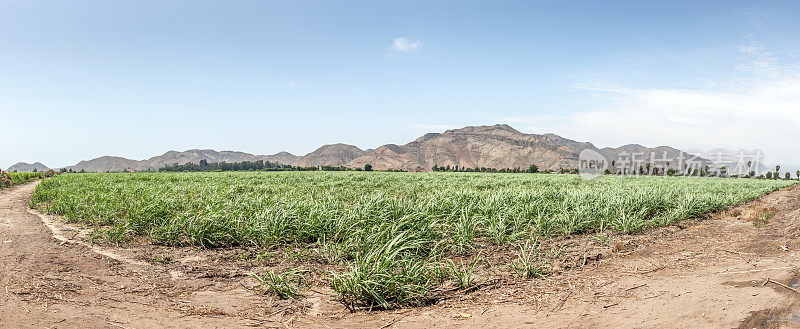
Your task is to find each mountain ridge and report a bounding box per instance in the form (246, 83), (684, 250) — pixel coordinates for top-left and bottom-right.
(65, 150), (301, 172)
(6, 162), (50, 172)
(293, 144), (366, 167)
(18, 124), (728, 173)
(348, 124), (605, 171)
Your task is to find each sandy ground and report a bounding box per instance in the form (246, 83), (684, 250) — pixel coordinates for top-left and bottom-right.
(2, 181), (800, 328)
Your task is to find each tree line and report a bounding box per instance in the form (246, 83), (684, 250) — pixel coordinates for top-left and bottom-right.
(83, 159), (800, 180)
(158, 160), (376, 172)
(432, 164), (539, 173)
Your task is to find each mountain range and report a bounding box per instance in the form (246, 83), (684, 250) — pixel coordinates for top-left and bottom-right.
(6, 124), (781, 174)
(63, 150), (301, 172)
(6, 162), (50, 173)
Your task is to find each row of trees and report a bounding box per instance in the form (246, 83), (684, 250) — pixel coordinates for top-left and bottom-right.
(161, 161), (542, 174)
(758, 165), (799, 180)
(763, 170), (800, 180)
(607, 161), (720, 177)
(603, 162), (800, 180)
(432, 164), (539, 173)
(59, 159), (800, 179)
(158, 160), (375, 173)
(160, 160), (313, 172)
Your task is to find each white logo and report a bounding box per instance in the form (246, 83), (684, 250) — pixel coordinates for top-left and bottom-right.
(579, 149), (609, 181)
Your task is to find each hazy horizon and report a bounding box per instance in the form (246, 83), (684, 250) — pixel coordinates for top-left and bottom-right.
(5, 123), (798, 171)
(2, 1), (800, 169)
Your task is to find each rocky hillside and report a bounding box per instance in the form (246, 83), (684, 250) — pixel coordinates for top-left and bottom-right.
(68, 156), (141, 172)
(293, 144), (366, 167)
(54, 124), (709, 172)
(346, 125), (588, 171)
(67, 149), (300, 172)
(347, 124), (696, 172)
(63, 145), (365, 173)
(263, 152), (302, 166)
(6, 162), (50, 172)
(139, 149), (301, 171)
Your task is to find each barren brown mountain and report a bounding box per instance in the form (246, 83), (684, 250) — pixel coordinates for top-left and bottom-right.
(262, 151), (302, 166)
(293, 143), (367, 167)
(6, 162), (50, 172)
(347, 124), (694, 172)
(55, 124), (703, 172)
(66, 149), (300, 172)
(68, 156), (142, 172)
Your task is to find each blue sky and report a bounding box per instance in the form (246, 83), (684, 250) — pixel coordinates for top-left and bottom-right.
(2, 0), (800, 169)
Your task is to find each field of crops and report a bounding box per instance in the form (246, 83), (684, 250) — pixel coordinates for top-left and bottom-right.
(29, 172), (795, 308)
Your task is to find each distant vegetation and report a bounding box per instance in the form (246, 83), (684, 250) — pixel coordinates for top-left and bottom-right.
(158, 159), (362, 172)
(0, 170), (55, 189)
(30, 172), (795, 309)
(156, 159), (800, 180)
(156, 159), (543, 174)
(432, 164), (538, 173)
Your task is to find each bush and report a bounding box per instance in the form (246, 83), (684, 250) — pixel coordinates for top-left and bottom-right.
(247, 269), (304, 299)
(332, 232), (437, 309)
(0, 170), (53, 189)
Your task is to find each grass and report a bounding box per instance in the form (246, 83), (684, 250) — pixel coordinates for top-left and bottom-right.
(331, 231), (439, 308)
(248, 268), (304, 299)
(753, 208), (777, 227)
(444, 253), (482, 288)
(510, 242), (548, 279)
(29, 171), (796, 308)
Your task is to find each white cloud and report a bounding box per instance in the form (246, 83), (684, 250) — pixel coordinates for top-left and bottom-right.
(391, 37), (421, 53)
(289, 82), (297, 88)
(511, 42), (800, 164)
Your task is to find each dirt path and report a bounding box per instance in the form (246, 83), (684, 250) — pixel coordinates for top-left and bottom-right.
(0, 182), (274, 328)
(2, 181), (800, 328)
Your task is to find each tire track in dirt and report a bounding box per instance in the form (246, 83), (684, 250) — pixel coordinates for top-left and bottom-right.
(0, 182), (273, 328)
(29, 208), (150, 267)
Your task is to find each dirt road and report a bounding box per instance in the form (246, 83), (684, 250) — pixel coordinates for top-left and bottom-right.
(2, 181), (800, 328)
(0, 183), (272, 328)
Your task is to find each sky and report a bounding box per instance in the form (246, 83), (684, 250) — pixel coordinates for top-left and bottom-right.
(2, 0), (800, 169)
